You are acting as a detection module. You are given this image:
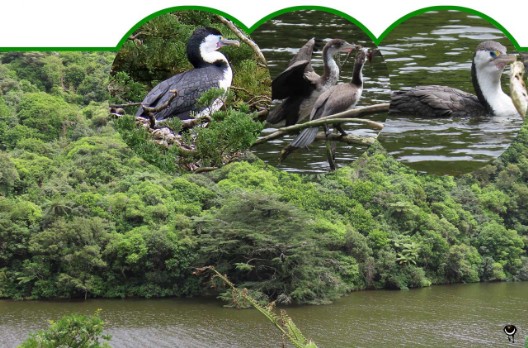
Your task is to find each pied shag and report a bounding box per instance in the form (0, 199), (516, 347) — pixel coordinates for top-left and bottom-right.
(267, 38), (358, 126)
(136, 27), (240, 121)
(389, 41), (518, 118)
(284, 48), (372, 151)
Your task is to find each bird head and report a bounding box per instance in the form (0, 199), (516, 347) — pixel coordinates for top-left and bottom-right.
(187, 27), (240, 67)
(366, 48), (381, 63)
(355, 47), (369, 64)
(197, 27), (240, 52)
(324, 39), (359, 56)
(473, 41), (516, 73)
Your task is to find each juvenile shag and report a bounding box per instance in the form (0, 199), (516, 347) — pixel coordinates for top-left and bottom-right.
(136, 27), (240, 121)
(389, 41), (518, 117)
(286, 48), (371, 151)
(267, 38), (357, 126)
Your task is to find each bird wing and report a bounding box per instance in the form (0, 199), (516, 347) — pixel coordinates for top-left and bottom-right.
(310, 89), (331, 120)
(288, 38), (317, 68)
(289, 93), (331, 148)
(389, 85), (485, 117)
(271, 60), (317, 100)
(136, 66), (226, 120)
(310, 84), (358, 120)
(266, 96), (305, 125)
(291, 84), (361, 148)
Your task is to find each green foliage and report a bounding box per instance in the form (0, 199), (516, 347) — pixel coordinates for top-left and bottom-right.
(24, 217), (111, 298)
(194, 109), (263, 167)
(113, 115), (180, 174)
(1, 52), (111, 104)
(107, 71), (146, 106)
(109, 11), (269, 173)
(476, 221), (524, 278)
(445, 244), (481, 283)
(19, 310), (111, 348)
(0, 152), (19, 195)
(0, 48), (527, 306)
(394, 240), (421, 266)
(16, 92), (78, 142)
(196, 190), (360, 304)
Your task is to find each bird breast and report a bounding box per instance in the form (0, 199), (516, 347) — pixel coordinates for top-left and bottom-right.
(218, 66), (233, 90)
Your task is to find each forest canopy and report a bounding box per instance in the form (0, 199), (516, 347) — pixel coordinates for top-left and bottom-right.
(0, 10), (527, 305)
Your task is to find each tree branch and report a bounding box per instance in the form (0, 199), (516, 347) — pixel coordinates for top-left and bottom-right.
(141, 89), (178, 128)
(216, 15), (267, 67)
(253, 103), (387, 146)
(193, 166), (218, 173)
(109, 102), (143, 108)
(323, 103), (390, 121)
(314, 132), (377, 145)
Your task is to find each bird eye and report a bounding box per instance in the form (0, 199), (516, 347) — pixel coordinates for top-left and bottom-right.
(489, 50), (501, 58)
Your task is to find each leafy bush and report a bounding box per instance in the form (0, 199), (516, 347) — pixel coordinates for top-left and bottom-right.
(17, 92), (78, 142)
(19, 310), (111, 348)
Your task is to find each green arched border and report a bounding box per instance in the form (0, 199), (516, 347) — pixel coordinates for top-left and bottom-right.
(0, 5), (526, 52)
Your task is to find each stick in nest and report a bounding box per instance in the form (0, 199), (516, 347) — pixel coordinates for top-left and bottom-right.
(141, 89), (179, 128)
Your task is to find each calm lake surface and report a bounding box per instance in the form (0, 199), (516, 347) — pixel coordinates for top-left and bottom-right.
(251, 10), (390, 173)
(1, 282), (527, 347)
(377, 10), (524, 175)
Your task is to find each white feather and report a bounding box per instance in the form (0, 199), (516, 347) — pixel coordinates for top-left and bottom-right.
(474, 50), (518, 116)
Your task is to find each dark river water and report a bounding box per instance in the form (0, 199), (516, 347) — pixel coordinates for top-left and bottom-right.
(1, 282), (527, 347)
(251, 10), (390, 173)
(250, 10), (524, 175)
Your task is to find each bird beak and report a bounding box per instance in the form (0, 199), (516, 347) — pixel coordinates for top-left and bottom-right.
(494, 54), (517, 69)
(340, 42), (358, 53)
(218, 38), (240, 48)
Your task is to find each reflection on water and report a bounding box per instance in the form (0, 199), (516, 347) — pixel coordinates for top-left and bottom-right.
(378, 10), (524, 175)
(380, 113), (522, 175)
(1, 282), (527, 347)
(251, 11), (390, 173)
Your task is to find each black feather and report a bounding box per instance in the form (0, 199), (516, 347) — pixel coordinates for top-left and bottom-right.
(136, 64), (226, 120)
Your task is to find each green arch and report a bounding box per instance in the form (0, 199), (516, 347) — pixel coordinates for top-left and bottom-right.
(111, 5), (377, 51)
(377, 5), (525, 50)
(0, 5), (525, 51)
(114, 6), (250, 50)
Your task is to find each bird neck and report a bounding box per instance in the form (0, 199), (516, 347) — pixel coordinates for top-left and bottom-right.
(472, 60), (515, 116)
(322, 49), (340, 86)
(351, 58), (365, 87)
(200, 50), (229, 67)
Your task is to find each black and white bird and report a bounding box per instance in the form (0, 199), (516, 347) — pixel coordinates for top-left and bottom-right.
(389, 41), (518, 118)
(503, 324), (517, 343)
(284, 47), (371, 152)
(267, 38), (358, 126)
(136, 27), (240, 122)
